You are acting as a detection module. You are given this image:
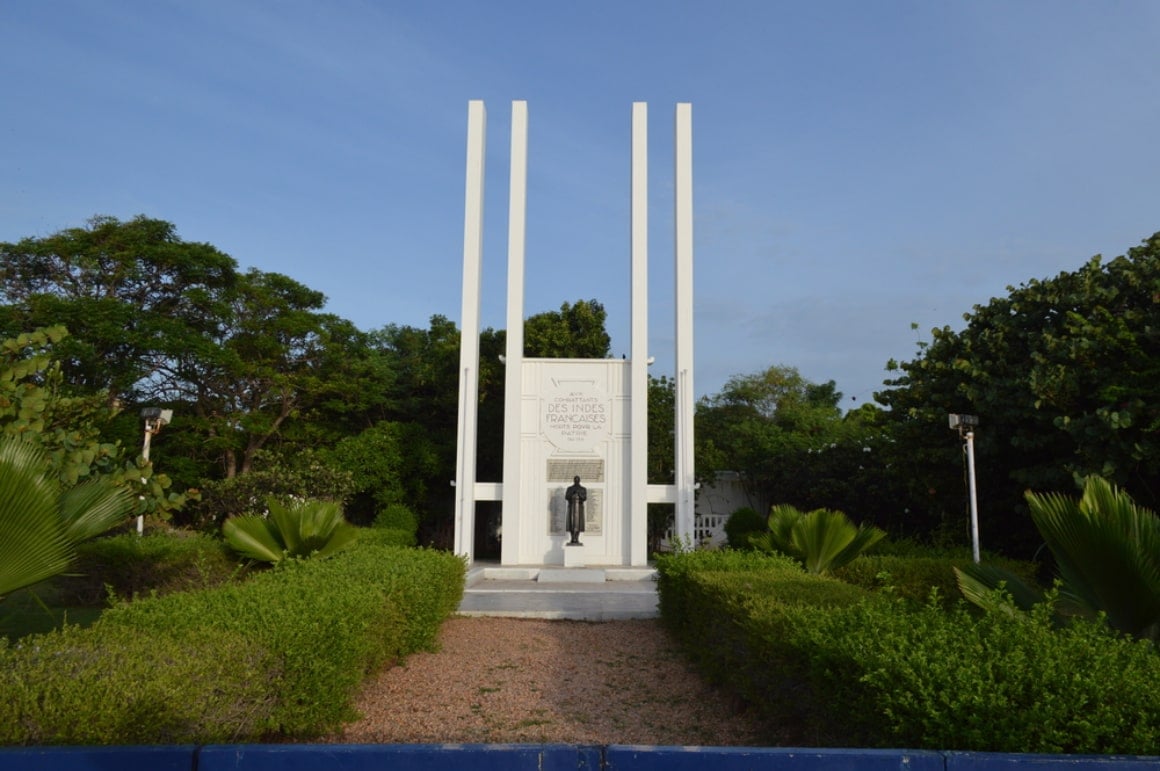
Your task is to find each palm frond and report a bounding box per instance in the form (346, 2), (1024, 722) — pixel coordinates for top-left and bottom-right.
(265, 499), (302, 555)
(1028, 476), (1160, 640)
(223, 516), (286, 563)
(955, 563), (1044, 617)
(58, 481), (135, 543)
(0, 439), (74, 598)
(792, 509), (856, 574)
(762, 504), (883, 574)
(224, 499), (356, 564)
(312, 523), (359, 560)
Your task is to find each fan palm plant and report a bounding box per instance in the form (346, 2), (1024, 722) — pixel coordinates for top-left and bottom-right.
(223, 497), (358, 564)
(0, 438), (134, 599)
(752, 504), (886, 574)
(956, 475), (1160, 642)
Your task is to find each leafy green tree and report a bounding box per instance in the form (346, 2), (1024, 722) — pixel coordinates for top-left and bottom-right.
(323, 421), (441, 526)
(524, 299), (611, 358)
(367, 316), (462, 540)
(153, 269), (355, 478)
(697, 365), (846, 512)
(647, 375), (675, 484)
(0, 438), (135, 599)
(0, 327), (189, 518)
(0, 216), (387, 486)
(0, 215), (238, 399)
(879, 232), (1160, 555)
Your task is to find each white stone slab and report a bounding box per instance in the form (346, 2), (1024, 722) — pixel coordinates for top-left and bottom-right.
(538, 568), (606, 583)
(604, 568), (658, 582)
(476, 567), (540, 582)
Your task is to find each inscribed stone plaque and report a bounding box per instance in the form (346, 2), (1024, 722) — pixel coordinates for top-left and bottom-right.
(546, 459), (605, 484)
(540, 381), (610, 452)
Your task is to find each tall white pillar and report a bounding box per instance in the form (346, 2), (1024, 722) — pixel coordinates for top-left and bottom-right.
(674, 103), (696, 545)
(453, 100), (486, 560)
(500, 101), (528, 566)
(630, 102), (649, 565)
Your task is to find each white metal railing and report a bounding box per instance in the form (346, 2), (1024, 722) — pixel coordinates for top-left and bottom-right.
(660, 512), (728, 550)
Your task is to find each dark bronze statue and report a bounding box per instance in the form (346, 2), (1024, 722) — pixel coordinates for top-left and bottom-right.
(564, 475), (587, 545)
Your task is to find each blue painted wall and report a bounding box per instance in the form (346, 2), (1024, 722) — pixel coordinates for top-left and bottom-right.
(0, 745), (1156, 771)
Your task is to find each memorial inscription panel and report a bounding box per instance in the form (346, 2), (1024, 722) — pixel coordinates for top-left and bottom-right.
(540, 382), (611, 452)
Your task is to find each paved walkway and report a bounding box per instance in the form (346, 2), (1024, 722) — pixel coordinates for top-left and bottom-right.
(457, 565), (659, 621)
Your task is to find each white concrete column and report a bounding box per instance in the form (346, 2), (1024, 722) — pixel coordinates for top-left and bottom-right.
(454, 100), (487, 561)
(674, 103), (696, 546)
(629, 102), (649, 565)
(500, 101), (528, 566)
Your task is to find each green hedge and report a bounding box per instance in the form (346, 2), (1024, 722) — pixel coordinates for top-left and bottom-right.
(655, 550), (871, 745)
(54, 532), (239, 606)
(0, 542), (465, 744)
(0, 625), (274, 745)
(359, 525), (418, 549)
(832, 554), (1040, 606)
(794, 596), (1160, 753)
(655, 550), (1160, 753)
(654, 548), (801, 625)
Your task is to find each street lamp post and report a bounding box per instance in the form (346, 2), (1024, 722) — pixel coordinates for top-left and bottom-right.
(138, 408), (173, 535)
(949, 413), (981, 563)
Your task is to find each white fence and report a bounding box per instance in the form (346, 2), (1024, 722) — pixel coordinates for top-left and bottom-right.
(659, 472), (756, 550)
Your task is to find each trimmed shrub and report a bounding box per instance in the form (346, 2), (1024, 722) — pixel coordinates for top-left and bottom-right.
(55, 532), (238, 606)
(0, 624), (275, 745)
(794, 594), (1160, 753)
(0, 541), (465, 743)
(656, 548), (1160, 753)
(722, 506), (765, 549)
(654, 549), (798, 628)
(655, 549), (871, 745)
(833, 554), (1039, 606)
(359, 527), (418, 548)
(101, 543), (463, 737)
(371, 503), (418, 545)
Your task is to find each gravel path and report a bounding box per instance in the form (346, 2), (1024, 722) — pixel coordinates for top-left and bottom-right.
(329, 617), (771, 746)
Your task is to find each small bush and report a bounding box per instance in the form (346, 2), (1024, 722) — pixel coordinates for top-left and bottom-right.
(0, 623), (275, 745)
(359, 527), (417, 548)
(55, 532), (238, 606)
(373, 504), (418, 540)
(0, 541), (465, 743)
(655, 548), (1160, 752)
(753, 504), (885, 574)
(722, 506), (765, 549)
(101, 541), (464, 738)
(834, 554), (1041, 606)
(654, 549), (799, 628)
(795, 594), (1160, 753)
(188, 452), (355, 532)
(223, 498), (359, 565)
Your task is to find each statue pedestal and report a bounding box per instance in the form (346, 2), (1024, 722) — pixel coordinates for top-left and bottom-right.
(563, 543), (586, 568)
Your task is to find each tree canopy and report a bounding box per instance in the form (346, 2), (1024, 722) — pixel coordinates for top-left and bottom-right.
(9, 214), (1158, 560)
(878, 232), (1160, 554)
(524, 299), (611, 358)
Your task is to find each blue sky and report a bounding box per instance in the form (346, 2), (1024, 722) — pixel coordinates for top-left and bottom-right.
(3, 1), (1159, 405)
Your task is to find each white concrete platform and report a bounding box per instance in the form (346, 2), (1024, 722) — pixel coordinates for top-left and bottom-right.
(459, 564), (659, 621)
(538, 568), (605, 583)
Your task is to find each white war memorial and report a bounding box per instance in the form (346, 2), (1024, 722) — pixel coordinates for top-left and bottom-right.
(452, 101), (696, 568)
